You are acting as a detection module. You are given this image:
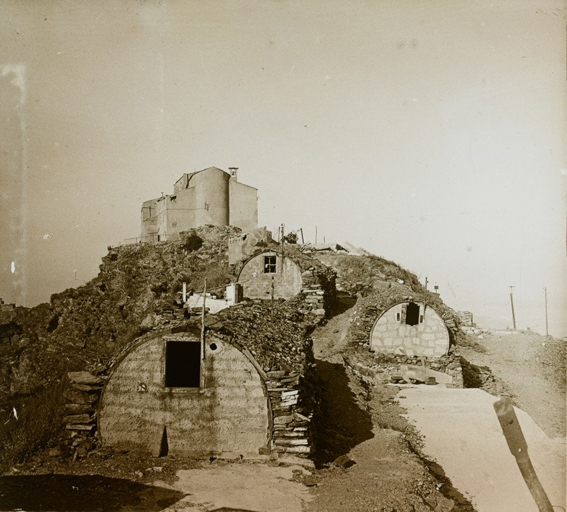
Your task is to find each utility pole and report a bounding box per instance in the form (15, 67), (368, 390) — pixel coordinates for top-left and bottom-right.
(271, 276), (275, 302)
(299, 228), (304, 244)
(509, 286), (517, 330)
(544, 287), (549, 337)
(201, 278), (207, 361)
(315, 226), (318, 244)
(424, 277), (428, 291)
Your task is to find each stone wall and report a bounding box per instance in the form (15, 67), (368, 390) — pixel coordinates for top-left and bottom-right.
(62, 371), (105, 457)
(457, 311), (474, 327)
(370, 302), (450, 357)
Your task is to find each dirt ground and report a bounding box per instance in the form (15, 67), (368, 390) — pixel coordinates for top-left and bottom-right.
(459, 330), (566, 439)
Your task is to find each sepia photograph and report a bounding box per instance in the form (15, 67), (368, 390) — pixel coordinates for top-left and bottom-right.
(0, 1), (565, 510)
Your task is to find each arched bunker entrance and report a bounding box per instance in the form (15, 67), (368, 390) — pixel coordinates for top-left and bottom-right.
(370, 301), (450, 357)
(98, 330), (270, 458)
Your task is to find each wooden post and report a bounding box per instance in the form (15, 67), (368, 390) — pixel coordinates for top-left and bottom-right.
(299, 228), (304, 244)
(544, 287), (549, 337)
(493, 397), (554, 512)
(201, 278), (207, 361)
(509, 286), (517, 330)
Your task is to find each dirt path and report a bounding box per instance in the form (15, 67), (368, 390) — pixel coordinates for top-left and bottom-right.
(459, 331), (566, 439)
(311, 293), (356, 361)
(307, 294), (465, 511)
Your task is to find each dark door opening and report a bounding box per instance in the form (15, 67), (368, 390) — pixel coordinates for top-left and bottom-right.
(405, 302), (420, 326)
(165, 341), (201, 387)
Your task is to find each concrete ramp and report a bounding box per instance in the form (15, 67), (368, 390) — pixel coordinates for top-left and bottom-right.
(399, 387), (566, 511)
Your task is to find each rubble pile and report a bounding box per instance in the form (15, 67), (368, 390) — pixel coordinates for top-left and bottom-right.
(346, 348), (464, 388)
(208, 300), (317, 373)
(313, 253), (422, 296)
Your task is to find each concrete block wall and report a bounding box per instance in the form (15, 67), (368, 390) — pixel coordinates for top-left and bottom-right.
(370, 302), (450, 357)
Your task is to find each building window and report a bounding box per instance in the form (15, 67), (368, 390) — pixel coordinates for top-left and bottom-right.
(264, 255), (276, 274)
(165, 341), (201, 388)
(405, 302), (420, 326)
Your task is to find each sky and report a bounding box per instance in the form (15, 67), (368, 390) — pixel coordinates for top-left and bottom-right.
(1, 0), (566, 336)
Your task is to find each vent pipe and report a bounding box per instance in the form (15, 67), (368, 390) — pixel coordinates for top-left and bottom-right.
(228, 167), (238, 181)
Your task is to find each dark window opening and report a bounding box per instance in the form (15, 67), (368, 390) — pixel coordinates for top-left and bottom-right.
(264, 255), (276, 274)
(405, 302), (420, 326)
(165, 341), (201, 387)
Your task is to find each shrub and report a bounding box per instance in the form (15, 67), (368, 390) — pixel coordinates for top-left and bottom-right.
(283, 232), (298, 244)
(0, 379), (67, 471)
(182, 233), (203, 252)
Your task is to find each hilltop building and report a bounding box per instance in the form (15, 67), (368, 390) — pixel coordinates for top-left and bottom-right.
(141, 167), (258, 242)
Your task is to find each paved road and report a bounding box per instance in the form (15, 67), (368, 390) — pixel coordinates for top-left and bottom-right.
(400, 386), (566, 512)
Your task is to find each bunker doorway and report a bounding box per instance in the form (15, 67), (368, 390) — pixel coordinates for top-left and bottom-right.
(406, 302), (420, 326)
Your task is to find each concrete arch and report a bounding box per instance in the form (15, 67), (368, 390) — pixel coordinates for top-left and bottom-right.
(237, 250), (303, 300)
(98, 330), (269, 457)
(370, 301), (450, 357)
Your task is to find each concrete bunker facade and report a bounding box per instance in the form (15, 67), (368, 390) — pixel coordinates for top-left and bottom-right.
(99, 329), (268, 457)
(235, 249), (336, 315)
(141, 167), (258, 242)
(98, 318), (317, 459)
(370, 301), (450, 357)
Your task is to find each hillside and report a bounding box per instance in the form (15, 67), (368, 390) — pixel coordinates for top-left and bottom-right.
(0, 232), (464, 475)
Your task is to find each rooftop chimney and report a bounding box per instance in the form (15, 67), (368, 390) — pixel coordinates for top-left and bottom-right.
(228, 167), (238, 181)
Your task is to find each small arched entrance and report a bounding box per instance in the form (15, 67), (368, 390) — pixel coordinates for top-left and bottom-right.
(370, 301), (450, 357)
